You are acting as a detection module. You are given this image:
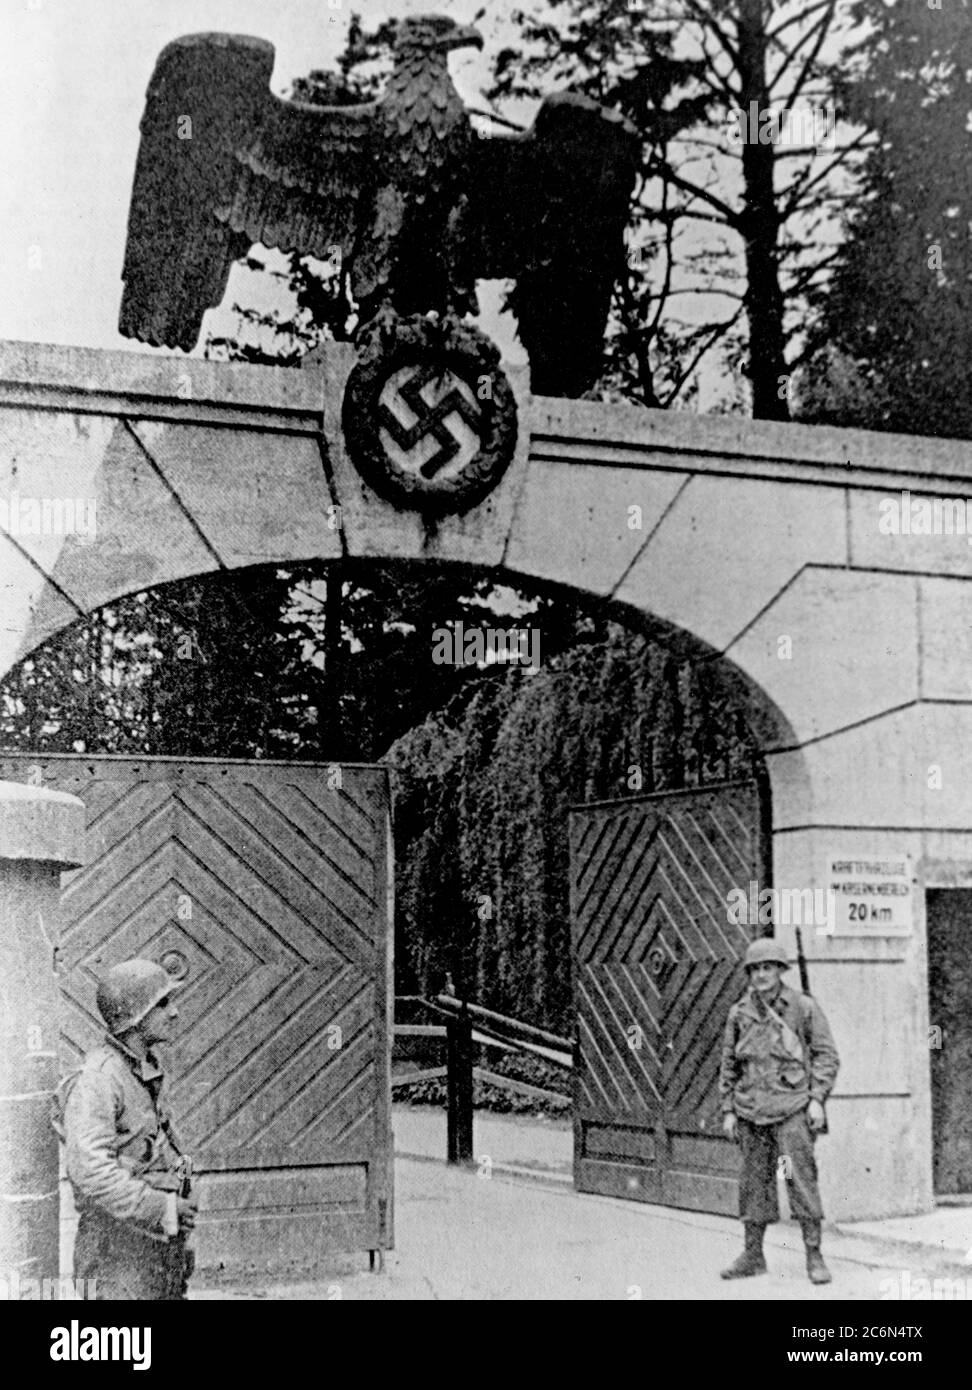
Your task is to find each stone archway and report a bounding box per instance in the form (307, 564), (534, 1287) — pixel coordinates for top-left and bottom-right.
(6, 337), (972, 1218)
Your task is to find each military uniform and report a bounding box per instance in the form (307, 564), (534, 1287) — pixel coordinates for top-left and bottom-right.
(719, 984), (838, 1222)
(718, 942), (840, 1283)
(61, 1032), (193, 1300)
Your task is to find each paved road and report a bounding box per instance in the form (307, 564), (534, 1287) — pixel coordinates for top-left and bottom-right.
(196, 1155), (959, 1301)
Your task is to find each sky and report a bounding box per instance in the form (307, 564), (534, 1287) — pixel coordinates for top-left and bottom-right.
(0, 0), (860, 398)
(0, 0), (527, 360)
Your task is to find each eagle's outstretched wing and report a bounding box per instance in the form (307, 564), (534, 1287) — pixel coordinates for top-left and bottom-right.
(119, 32), (375, 350)
(468, 94), (640, 397)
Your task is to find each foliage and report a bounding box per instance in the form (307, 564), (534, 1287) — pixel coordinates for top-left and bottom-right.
(387, 621), (761, 1033)
(481, 0), (867, 417)
(0, 564), (581, 761)
(0, 572), (309, 758)
(796, 0), (972, 438)
(395, 1046), (572, 1117)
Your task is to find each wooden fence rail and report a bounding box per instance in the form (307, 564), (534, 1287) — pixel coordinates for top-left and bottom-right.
(391, 995), (572, 1163)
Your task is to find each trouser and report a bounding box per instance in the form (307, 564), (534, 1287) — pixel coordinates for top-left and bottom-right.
(737, 1111), (823, 1224)
(74, 1209), (194, 1301)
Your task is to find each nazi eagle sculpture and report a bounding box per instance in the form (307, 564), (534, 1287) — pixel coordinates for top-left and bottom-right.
(119, 13), (640, 398)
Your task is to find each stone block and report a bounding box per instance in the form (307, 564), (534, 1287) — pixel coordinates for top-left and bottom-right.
(0, 339), (320, 417)
(131, 421), (341, 568)
(770, 704), (972, 831)
(727, 568), (920, 746)
(0, 538), (82, 684)
(41, 418), (219, 613)
(504, 457), (687, 596)
(806, 961), (914, 1095)
(821, 1095), (932, 1221)
(615, 475), (847, 652)
(917, 576), (972, 701)
(923, 832), (972, 888)
(850, 485), (972, 578)
(0, 408), (115, 583)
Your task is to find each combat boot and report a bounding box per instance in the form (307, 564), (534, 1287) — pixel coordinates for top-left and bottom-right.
(801, 1221), (832, 1284)
(720, 1222), (767, 1279)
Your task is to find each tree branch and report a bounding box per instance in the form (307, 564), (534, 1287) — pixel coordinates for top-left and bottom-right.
(683, 0), (743, 72)
(774, 0), (838, 103)
(648, 161), (740, 226)
(780, 128), (870, 219)
(662, 308), (744, 408)
(767, 0), (835, 44)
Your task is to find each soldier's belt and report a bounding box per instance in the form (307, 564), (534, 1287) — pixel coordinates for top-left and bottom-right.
(118, 1153), (193, 1195)
(142, 1171), (184, 1193)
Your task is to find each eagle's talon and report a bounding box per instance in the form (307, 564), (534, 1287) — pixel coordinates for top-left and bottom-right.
(355, 305), (400, 353)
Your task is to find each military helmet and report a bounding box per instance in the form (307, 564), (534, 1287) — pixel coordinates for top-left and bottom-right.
(742, 937), (790, 971)
(95, 959), (182, 1035)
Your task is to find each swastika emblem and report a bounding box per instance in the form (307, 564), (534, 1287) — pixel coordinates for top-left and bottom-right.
(378, 365), (483, 483)
(342, 313), (518, 515)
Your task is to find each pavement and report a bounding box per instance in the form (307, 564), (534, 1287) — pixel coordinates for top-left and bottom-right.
(187, 1104), (972, 1300)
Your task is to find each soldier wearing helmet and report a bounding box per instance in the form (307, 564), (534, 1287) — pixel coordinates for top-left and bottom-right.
(718, 936), (839, 1285)
(56, 959), (197, 1300)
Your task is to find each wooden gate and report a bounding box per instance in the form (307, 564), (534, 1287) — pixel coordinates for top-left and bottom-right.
(569, 779), (769, 1216)
(0, 754), (393, 1279)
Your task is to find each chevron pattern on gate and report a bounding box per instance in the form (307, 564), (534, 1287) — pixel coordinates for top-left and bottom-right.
(570, 781), (766, 1212)
(4, 757), (389, 1171)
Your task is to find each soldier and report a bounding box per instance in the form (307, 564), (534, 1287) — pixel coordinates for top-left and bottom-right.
(55, 959), (197, 1300)
(718, 938), (839, 1285)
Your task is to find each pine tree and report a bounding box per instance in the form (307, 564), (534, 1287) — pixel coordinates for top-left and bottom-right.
(797, 0), (972, 437)
(484, 0), (867, 416)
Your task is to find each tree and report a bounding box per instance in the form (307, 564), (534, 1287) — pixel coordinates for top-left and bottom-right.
(0, 570), (320, 758)
(0, 563), (587, 761)
(483, 0), (868, 417)
(388, 622), (763, 1029)
(796, 0), (972, 438)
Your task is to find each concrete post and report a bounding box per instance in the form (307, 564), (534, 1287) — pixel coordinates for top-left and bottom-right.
(0, 781), (84, 1283)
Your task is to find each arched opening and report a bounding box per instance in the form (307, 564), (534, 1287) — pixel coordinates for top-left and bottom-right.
(0, 556), (797, 1013)
(1, 556), (814, 1239)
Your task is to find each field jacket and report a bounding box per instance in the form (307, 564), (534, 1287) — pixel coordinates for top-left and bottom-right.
(718, 984), (839, 1126)
(60, 1034), (183, 1233)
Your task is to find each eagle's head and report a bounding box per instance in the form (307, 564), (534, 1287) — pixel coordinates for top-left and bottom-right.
(395, 14), (484, 55)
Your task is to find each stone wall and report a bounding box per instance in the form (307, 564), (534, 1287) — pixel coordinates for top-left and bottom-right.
(3, 337), (972, 1218)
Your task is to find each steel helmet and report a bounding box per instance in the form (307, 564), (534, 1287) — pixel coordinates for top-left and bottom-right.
(743, 938), (790, 971)
(95, 959), (182, 1035)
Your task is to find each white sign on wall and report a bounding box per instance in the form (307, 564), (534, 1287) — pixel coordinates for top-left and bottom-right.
(825, 855), (914, 935)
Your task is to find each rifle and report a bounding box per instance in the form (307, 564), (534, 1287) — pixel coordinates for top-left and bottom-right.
(793, 924), (828, 1135)
(794, 924), (811, 996)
